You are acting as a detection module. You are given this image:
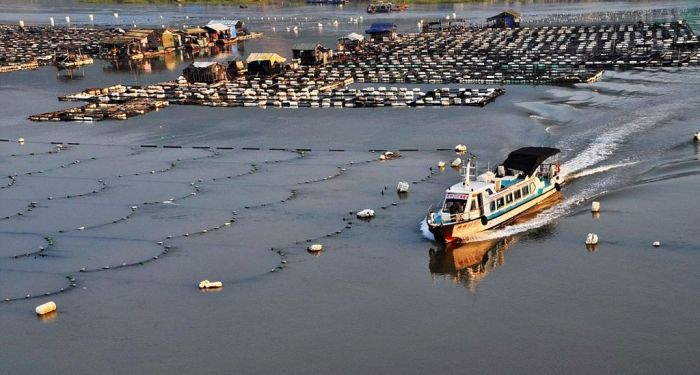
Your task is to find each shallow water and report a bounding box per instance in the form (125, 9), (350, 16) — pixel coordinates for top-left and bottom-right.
(1, 1), (700, 374)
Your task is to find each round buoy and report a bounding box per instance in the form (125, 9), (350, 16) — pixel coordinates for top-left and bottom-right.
(437, 161), (446, 168)
(585, 233), (599, 245)
(652, 241), (661, 247)
(308, 243), (323, 253)
(451, 158), (462, 167)
(591, 201), (601, 212)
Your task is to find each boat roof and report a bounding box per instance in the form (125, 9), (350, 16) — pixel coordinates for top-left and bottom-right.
(447, 180), (492, 195)
(502, 147), (560, 176)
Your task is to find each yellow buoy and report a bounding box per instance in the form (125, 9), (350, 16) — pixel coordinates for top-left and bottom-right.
(35, 301), (57, 315)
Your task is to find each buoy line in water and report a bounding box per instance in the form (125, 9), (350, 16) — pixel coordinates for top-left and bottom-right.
(8, 235), (55, 259)
(0, 152), (305, 302)
(0, 180), (108, 224)
(0, 150), (437, 302)
(0, 138), (465, 154)
(6, 144), (71, 158)
(261, 166), (438, 264)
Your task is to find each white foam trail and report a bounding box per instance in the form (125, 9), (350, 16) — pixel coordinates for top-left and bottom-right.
(559, 100), (686, 177)
(565, 161), (638, 180)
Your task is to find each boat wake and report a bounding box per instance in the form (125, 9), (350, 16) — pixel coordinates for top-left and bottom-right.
(564, 161), (637, 180)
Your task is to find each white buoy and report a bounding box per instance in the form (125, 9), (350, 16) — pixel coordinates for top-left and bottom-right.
(454, 144), (468, 153)
(49, 17), (54, 27)
(198, 280), (223, 289)
(89, 14), (94, 22)
(451, 158), (462, 167)
(308, 243), (323, 252)
(19, 20), (25, 28)
(17, 137), (25, 144)
(113, 12), (119, 19)
(591, 201), (601, 212)
(65, 16), (70, 24)
(652, 241), (661, 247)
(356, 209), (375, 218)
(35, 301), (57, 315)
(585, 233), (599, 245)
(397, 181), (410, 193)
(437, 161), (446, 168)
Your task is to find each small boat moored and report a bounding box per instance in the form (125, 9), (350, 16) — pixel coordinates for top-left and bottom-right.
(426, 147), (562, 243)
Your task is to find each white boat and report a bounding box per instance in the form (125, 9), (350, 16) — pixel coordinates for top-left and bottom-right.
(426, 147), (562, 243)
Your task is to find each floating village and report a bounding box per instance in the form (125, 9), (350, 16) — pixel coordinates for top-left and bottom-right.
(2, 9), (699, 122)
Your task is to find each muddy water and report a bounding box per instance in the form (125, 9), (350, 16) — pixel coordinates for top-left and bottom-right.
(1, 1), (700, 374)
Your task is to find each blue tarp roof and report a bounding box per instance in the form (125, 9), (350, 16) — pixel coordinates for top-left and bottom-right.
(365, 23), (395, 34)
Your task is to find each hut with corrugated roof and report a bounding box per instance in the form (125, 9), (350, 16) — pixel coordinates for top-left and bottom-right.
(182, 61), (229, 84)
(246, 53), (286, 76)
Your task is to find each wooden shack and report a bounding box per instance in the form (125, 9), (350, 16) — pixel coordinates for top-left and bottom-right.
(161, 29), (182, 50)
(203, 23), (232, 43)
(292, 43), (332, 66)
(227, 60), (247, 77)
(487, 10), (522, 28)
(337, 32), (364, 52)
(246, 53), (286, 76)
(185, 28), (209, 49)
(182, 61), (229, 84)
(365, 23), (397, 42)
(207, 20), (245, 37)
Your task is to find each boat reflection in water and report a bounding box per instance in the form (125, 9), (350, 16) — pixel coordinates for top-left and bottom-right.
(429, 192), (562, 293)
(429, 238), (517, 293)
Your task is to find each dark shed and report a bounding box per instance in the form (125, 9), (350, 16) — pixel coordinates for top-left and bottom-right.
(487, 10), (522, 28)
(182, 61), (229, 84)
(365, 23), (397, 42)
(292, 43), (332, 65)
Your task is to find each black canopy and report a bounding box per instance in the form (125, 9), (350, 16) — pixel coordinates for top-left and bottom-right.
(501, 147), (560, 176)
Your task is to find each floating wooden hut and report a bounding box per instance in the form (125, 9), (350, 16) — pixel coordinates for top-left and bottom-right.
(365, 23), (397, 42)
(203, 23), (232, 44)
(185, 28), (210, 49)
(161, 29), (183, 50)
(292, 43), (332, 66)
(487, 10), (522, 28)
(246, 53), (286, 76)
(207, 20), (245, 37)
(337, 33), (365, 51)
(182, 61), (229, 84)
(227, 60), (247, 76)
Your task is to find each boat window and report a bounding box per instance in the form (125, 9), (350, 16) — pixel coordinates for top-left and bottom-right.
(514, 189), (522, 200)
(530, 183), (536, 193)
(470, 199), (478, 212)
(443, 199), (466, 214)
(522, 185), (529, 196)
(506, 194), (513, 204)
(486, 188), (494, 195)
(496, 197), (505, 209)
(490, 201), (496, 211)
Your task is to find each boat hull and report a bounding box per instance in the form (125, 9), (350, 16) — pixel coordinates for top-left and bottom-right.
(428, 185), (558, 243)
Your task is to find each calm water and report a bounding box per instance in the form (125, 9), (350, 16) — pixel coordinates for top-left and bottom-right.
(1, 1), (699, 374)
